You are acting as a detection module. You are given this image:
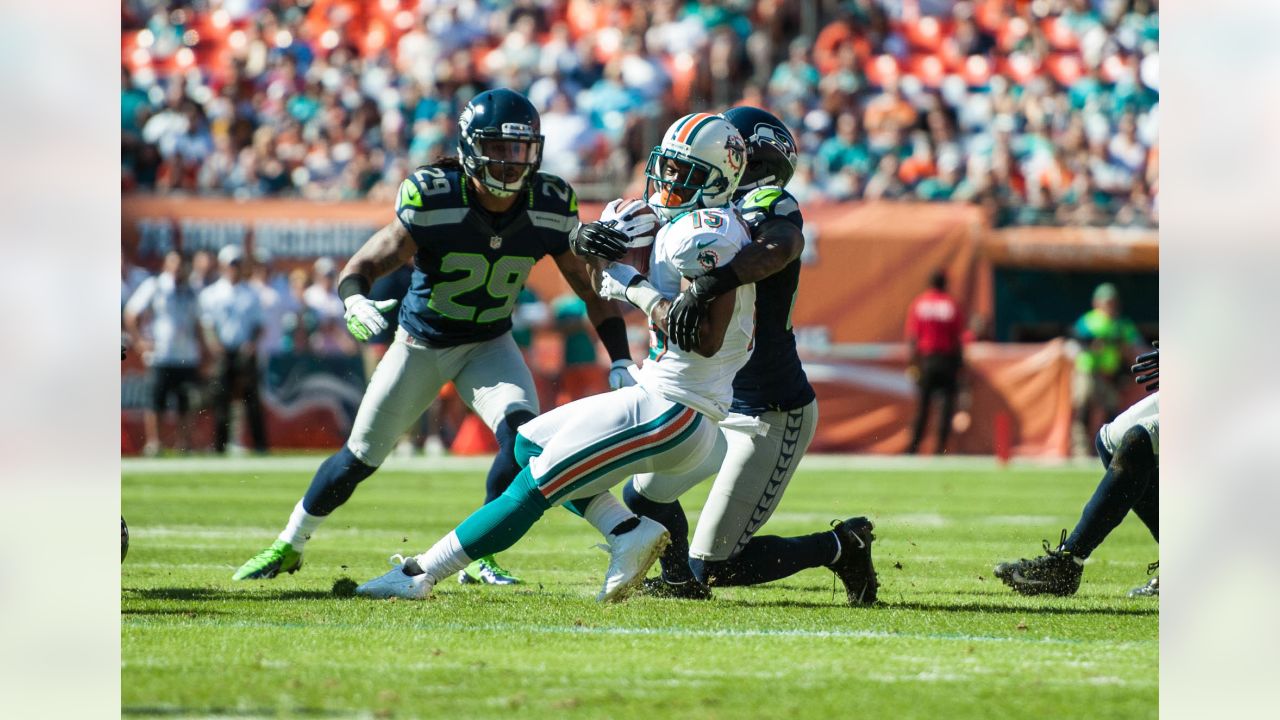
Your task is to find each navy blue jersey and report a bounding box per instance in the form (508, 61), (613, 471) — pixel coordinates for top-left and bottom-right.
(729, 186), (816, 415)
(394, 166), (577, 347)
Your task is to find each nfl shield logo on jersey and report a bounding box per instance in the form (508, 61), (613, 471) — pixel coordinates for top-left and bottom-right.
(490, 235), (503, 249)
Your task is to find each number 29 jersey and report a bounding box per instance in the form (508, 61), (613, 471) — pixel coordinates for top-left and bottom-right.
(635, 207), (756, 422)
(394, 165), (578, 347)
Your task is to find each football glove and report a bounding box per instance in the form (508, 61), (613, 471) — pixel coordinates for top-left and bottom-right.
(666, 276), (717, 352)
(569, 221), (629, 262)
(608, 360), (638, 389)
(343, 294), (399, 342)
(600, 198), (660, 243)
(1131, 341), (1158, 393)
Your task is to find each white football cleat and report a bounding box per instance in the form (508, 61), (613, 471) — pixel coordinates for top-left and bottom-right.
(356, 555), (434, 600)
(596, 517), (671, 603)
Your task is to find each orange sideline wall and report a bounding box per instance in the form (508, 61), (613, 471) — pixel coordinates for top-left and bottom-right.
(121, 197), (1153, 456)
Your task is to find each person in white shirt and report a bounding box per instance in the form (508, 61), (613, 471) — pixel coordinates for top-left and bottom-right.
(199, 245), (268, 454)
(124, 250), (205, 455)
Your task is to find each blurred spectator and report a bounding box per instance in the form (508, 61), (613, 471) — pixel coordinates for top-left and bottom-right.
(904, 271), (966, 456)
(199, 245), (268, 455)
(119, 0), (1158, 227)
(123, 250), (205, 456)
(248, 250), (298, 360)
(1070, 282), (1145, 456)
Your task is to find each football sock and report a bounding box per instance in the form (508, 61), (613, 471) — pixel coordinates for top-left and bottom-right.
(412, 531), (471, 583)
(623, 479), (694, 583)
(1065, 426), (1157, 558)
(485, 410), (536, 503)
(453, 465), (550, 560)
(301, 446), (378, 516)
(567, 492), (638, 538)
(1131, 475), (1159, 541)
(691, 532), (840, 587)
(278, 500), (324, 550)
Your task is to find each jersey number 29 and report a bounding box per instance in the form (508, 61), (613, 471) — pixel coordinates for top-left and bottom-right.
(429, 253), (536, 324)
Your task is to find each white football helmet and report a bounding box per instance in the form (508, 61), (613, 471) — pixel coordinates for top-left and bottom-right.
(644, 113), (747, 220)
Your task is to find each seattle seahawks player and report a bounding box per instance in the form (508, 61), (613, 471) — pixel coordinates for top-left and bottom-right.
(995, 344), (1160, 597)
(585, 107), (878, 604)
(233, 88), (635, 585)
(353, 114), (758, 602)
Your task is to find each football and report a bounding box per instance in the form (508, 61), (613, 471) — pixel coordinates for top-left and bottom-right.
(608, 198), (659, 275)
(121, 515), (129, 562)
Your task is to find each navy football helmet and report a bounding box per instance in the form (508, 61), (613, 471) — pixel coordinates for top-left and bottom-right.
(457, 88), (545, 197)
(722, 106), (799, 191)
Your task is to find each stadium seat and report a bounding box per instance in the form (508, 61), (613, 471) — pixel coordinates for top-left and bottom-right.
(961, 55), (994, 87)
(998, 53), (1042, 85)
(1041, 17), (1080, 51)
(904, 16), (950, 53)
(864, 54), (902, 88)
(909, 54), (948, 88)
(1046, 53), (1085, 87)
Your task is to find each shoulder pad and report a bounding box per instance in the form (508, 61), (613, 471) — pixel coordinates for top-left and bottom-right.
(397, 166), (469, 228)
(526, 172), (578, 233)
(737, 185), (802, 230)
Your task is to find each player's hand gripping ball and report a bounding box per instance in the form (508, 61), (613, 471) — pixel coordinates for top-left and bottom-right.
(600, 198), (660, 275)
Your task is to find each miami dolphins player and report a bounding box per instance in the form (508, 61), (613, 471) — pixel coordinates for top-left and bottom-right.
(233, 88), (635, 585)
(353, 114), (759, 602)
(587, 107), (879, 604)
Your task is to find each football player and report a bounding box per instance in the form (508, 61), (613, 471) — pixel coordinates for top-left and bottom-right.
(994, 344), (1160, 597)
(233, 88), (636, 585)
(579, 107), (878, 604)
(353, 114), (759, 602)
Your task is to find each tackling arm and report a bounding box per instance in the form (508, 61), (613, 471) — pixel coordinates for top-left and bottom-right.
(666, 217), (802, 352)
(692, 287), (736, 357)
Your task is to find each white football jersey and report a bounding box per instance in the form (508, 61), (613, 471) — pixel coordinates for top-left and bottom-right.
(634, 206), (756, 421)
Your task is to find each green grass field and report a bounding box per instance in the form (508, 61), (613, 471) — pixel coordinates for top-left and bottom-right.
(122, 456), (1158, 719)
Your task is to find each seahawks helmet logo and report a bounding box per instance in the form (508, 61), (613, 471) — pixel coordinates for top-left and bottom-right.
(459, 105), (475, 133)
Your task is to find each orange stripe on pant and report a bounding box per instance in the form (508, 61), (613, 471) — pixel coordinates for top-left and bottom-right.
(538, 407), (699, 499)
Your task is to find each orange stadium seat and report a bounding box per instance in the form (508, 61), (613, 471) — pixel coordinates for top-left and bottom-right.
(1046, 53), (1085, 87)
(864, 54), (902, 88)
(1041, 17), (1080, 52)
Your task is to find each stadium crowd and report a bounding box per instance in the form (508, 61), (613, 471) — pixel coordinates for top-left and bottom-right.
(122, 0), (1158, 228)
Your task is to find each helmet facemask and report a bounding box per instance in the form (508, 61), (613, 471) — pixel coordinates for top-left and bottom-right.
(643, 150), (728, 220)
(461, 128), (544, 198)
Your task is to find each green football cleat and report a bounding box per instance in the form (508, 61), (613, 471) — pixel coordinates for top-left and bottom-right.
(458, 554), (522, 585)
(233, 540), (303, 581)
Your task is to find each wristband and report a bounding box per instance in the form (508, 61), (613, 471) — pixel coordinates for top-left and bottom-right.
(337, 274), (371, 302)
(594, 316), (631, 363)
(623, 277), (665, 318)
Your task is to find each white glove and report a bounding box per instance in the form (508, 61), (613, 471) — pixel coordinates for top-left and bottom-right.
(608, 359), (638, 389)
(600, 198), (660, 247)
(598, 263), (640, 303)
(343, 294), (399, 342)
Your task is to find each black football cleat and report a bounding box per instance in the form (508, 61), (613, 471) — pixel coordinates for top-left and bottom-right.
(828, 517), (878, 605)
(1127, 561), (1159, 598)
(993, 530), (1084, 596)
(634, 575), (712, 600)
